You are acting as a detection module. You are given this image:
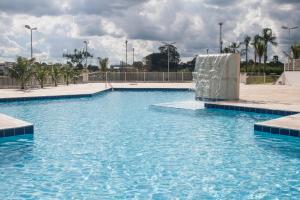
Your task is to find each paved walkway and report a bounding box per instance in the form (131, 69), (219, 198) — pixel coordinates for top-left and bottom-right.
(0, 83), (193, 100)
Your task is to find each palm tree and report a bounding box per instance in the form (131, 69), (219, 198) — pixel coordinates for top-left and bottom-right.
(62, 63), (73, 85)
(251, 35), (261, 64)
(291, 44), (300, 59)
(51, 64), (61, 87)
(98, 57), (109, 71)
(223, 46), (232, 53)
(254, 39), (265, 72)
(261, 28), (277, 65)
(9, 56), (35, 89)
(243, 35), (251, 64)
(34, 62), (49, 88)
(230, 42), (240, 53)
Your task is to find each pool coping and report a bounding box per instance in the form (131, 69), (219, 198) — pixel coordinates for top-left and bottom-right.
(0, 114), (34, 138)
(0, 88), (112, 102)
(205, 102), (300, 138)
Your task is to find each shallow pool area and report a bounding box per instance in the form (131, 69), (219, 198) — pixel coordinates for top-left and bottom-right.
(0, 90), (300, 199)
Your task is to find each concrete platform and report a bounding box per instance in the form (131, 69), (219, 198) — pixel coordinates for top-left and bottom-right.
(0, 114), (34, 138)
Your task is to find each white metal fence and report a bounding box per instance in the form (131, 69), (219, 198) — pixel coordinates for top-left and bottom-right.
(89, 72), (193, 82)
(284, 59), (300, 71)
(0, 72), (193, 89)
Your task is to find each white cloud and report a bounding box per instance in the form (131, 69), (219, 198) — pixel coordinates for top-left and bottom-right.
(0, 0), (299, 63)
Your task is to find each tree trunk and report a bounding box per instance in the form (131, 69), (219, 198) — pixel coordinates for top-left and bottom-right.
(264, 44), (268, 65)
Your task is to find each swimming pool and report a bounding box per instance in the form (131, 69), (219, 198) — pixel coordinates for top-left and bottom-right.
(0, 90), (299, 199)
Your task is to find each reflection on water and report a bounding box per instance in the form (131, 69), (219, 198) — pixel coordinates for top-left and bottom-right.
(254, 131), (300, 159)
(0, 134), (34, 167)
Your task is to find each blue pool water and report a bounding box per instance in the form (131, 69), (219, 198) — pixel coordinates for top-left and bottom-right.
(0, 91), (300, 199)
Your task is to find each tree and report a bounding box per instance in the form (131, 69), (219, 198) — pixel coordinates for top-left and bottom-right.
(291, 44), (300, 59)
(254, 39), (265, 66)
(144, 44), (181, 71)
(34, 62), (48, 88)
(251, 35), (261, 64)
(63, 49), (93, 68)
(158, 44), (180, 64)
(243, 35), (251, 64)
(51, 64), (62, 87)
(223, 46), (233, 53)
(9, 56), (35, 89)
(272, 55), (279, 62)
(62, 63), (75, 85)
(261, 28), (277, 65)
(229, 42), (240, 53)
(98, 57), (109, 71)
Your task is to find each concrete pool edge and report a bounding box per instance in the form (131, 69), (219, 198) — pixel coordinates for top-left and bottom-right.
(0, 113), (34, 138)
(205, 102), (300, 138)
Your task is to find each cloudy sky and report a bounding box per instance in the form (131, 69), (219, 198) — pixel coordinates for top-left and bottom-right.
(0, 0), (299, 64)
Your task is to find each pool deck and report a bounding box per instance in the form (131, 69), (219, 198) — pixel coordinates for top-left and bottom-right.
(0, 83), (192, 101)
(0, 83), (300, 138)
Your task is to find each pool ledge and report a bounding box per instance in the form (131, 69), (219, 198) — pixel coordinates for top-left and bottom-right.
(254, 114), (300, 137)
(0, 114), (34, 138)
(205, 102), (300, 138)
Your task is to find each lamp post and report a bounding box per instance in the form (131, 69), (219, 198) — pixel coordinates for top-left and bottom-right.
(161, 41), (176, 81)
(218, 22), (223, 53)
(132, 48), (135, 64)
(83, 40), (88, 68)
(125, 40), (128, 68)
(25, 25), (37, 59)
(282, 25), (298, 47)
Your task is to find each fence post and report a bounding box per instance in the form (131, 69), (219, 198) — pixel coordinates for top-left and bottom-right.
(144, 72), (146, 82)
(182, 72), (183, 82)
(125, 72), (127, 82)
(162, 72), (164, 82)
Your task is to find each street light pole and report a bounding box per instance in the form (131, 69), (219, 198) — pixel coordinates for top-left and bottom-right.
(132, 48), (135, 64)
(25, 25), (37, 59)
(282, 25), (298, 47)
(161, 41), (176, 81)
(219, 22), (223, 54)
(125, 40), (128, 68)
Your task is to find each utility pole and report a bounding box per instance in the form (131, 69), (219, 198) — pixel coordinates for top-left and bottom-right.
(161, 41), (176, 81)
(125, 40), (128, 68)
(132, 48), (135, 64)
(25, 25), (37, 59)
(219, 22), (223, 54)
(83, 40), (88, 68)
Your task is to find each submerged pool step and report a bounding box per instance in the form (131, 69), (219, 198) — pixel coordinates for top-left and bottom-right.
(0, 114), (34, 138)
(151, 101), (205, 111)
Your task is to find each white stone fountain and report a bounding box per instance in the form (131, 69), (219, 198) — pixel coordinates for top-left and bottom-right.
(193, 53), (240, 101)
